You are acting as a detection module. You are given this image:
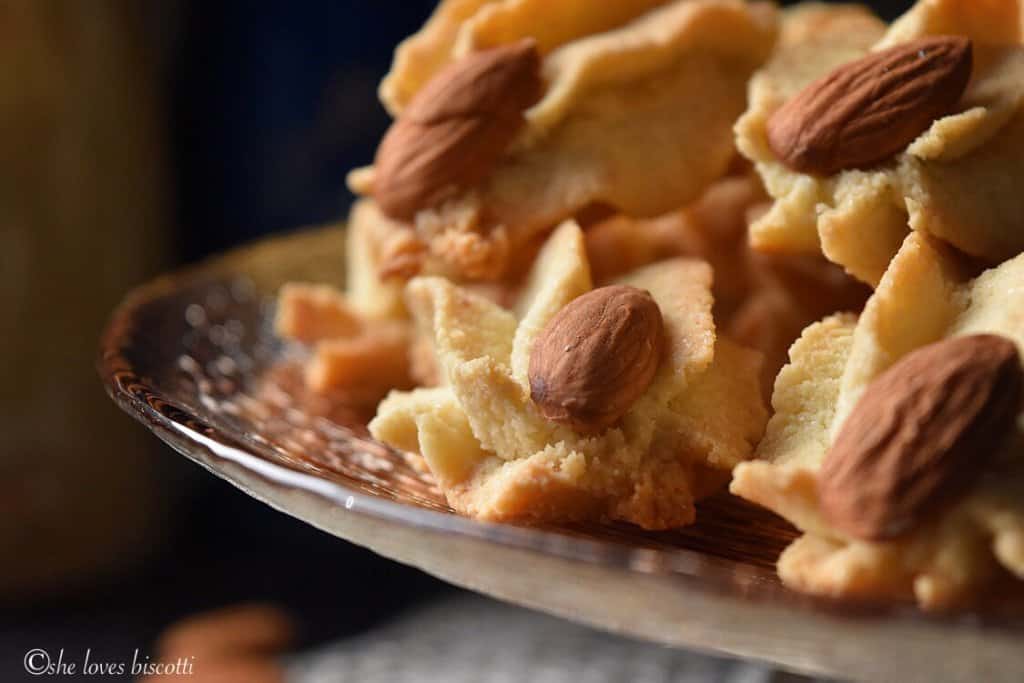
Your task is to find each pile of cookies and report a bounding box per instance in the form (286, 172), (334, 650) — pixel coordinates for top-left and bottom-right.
(276, 0), (1024, 610)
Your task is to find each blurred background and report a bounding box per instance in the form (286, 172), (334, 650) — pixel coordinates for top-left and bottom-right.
(1, 1), (912, 680)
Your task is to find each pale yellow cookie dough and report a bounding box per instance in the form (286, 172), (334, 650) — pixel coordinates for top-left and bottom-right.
(353, 0), (778, 280)
(371, 221), (768, 529)
(732, 232), (1024, 609)
(736, 0), (1024, 285)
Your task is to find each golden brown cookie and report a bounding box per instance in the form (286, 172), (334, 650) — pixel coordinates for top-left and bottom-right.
(583, 172), (870, 396)
(273, 204), (414, 400)
(371, 222), (767, 529)
(353, 0), (778, 281)
(732, 232), (1024, 610)
(736, 0), (1024, 285)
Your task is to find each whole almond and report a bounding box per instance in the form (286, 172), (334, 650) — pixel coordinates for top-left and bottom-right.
(528, 285), (664, 434)
(373, 40), (542, 221)
(767, 36), (972, 176)
(820, 334), (1022, 541)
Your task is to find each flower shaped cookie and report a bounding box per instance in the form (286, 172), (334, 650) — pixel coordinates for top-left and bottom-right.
(370, 222), (767, 529)
(351, 0), (777, 280)
(736, 0), (1024, 285)
(583, 171), (870, 396)
(732, 232), (1024, 610)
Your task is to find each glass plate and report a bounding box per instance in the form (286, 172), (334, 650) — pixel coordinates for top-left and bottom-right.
(99, 226), (1024, 681)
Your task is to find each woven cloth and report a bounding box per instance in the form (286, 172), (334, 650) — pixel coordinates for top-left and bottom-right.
(287, 595), (832, 683)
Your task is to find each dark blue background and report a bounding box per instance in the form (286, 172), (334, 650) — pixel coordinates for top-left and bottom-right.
(173, 0), (437, 259)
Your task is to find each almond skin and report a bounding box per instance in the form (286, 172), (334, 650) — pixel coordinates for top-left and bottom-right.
(820, 334), (1022, 541)
(528, 285), (664, 434)
(373, 40), (542, 221)
(767, 36), (972, 176)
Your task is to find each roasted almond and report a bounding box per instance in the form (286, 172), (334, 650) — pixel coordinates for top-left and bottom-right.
(820, 334), (1022, 541)
(528, 285), (664, 434)
(767, 36), (972, 176)
(373, 39), (542, 221)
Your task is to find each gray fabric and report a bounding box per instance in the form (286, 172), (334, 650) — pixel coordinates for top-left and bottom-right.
(288, 595), (835, 683)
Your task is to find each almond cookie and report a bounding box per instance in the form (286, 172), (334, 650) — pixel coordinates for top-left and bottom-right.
(731, 232), (1024, 610)
(583, 171), (870, 397)
(736, 0), (1024, 285)
(350, 0), (777, 281)
(370, 222), (768, 529)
